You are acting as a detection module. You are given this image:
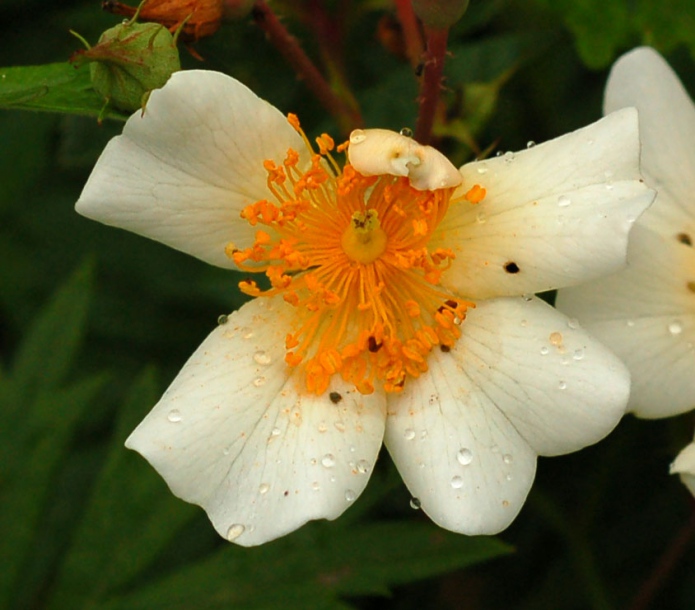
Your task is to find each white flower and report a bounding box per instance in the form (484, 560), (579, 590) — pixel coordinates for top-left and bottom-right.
(671, 439), (695, 497)
(76, 70), (653, 546)
(556, 47), (695, 419)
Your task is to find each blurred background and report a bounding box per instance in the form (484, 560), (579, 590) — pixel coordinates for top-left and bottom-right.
(2, 0), (695, 608)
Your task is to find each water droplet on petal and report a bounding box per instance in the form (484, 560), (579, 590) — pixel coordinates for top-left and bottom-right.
(526, 140), (536, 148)
(573, 348), (584, 361)
(520, 319), (528, 327)
(311, 481), (321, 491)
(226, 524), (245, 541)
(668, 320), (683, 335)
(167, 409), (182, 423)
(317, 421), (328, 433)
(410, 497), (421, 509)
(399, 127), (413, 137)
(253, 376), (266, 387)
(350, 130), (367, 144)
(626, 319), (635, 327)
(451, 476), (464, 489)
(457, 448), (473, 465)
(502, 454), (513, 464)
(254, 350), (272, 365)
(504, 151), (515, 163)
(334, 422), (346, 433)
(259, 483), (270, 494)
(217, 314), (228, 325)
(321, 454), (336, 468)
(567, 317), (579, 329)
(522, 293), (533, 302)
(477, 165), (489, 175)
(557, 195), (571, 207)
(506, 474), (513, 481)
(271, 427), (281, 437)
(558, 380), (567, 390)
(540, 346), (549, 355)
(357, 460), (371, 474)
(404, 428), (416, 440)
(549, 331), (563, 346)
(345, 489), (356, 502)
(476, 212), (487, 224)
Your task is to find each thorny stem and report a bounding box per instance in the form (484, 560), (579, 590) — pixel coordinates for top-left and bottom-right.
(251, 0), (363, 133)
(627, 501), (695, 610)
(394, 0), (424, 69)
(414, 26), (449, 145)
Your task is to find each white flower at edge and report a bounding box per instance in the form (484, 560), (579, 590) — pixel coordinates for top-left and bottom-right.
(76, 69), (653, 546)
(557, 47), (695, 420)
(671, 439), (695, 497)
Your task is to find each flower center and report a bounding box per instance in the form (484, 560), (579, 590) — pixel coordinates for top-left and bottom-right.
(228, 116), (481, 395)
(341, 209), (388, 263)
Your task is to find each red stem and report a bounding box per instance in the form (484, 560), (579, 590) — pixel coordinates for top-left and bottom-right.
(414, 27), (449, 145)
(394, 0), (424, 69)
(627, 502), (695, 610)
(251, 0), (362, 132)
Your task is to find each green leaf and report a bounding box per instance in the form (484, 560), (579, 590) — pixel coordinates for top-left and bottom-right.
(47, 368), (198, 610)
(10, 261), (95, 399)
(0, 62), (128, 121)
(96, 521), (510, 609)
(0, 375), (107, 609)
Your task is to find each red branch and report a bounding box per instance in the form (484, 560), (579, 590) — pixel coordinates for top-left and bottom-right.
(414, 27), (449, 145)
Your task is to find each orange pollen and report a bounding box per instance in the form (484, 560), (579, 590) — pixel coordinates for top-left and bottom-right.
(229, 116), (476, 395)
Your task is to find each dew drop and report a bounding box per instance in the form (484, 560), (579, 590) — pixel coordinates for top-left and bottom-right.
(557, 195), (571, 207)
(668, 320), (683, 335)
(626, 319), (635, 327)
(334, 422), (346, 433)
(259, 483), (270, 495)
(345, 489), (356, 502)
(357, 460), (371, 474)
(217, 314), (228, 325)
(540, 346), (549, 355)
(404, 428), (416, 440)
(549, 331), (563, 346)
(317, 421), (328, 433)
(321, 454), (336, 468)
(410, 497), (421, 509)
(573, 348), (585, 361)
(476, 212), (487, 224)
(253, 376), (266, 387)
(271, 427), (281, 437)
(253, 350), (272, 365)
(222, 446), (230, 456)
(502, 454), (513, 464)
(477, 165), (489, 175)
(567, 317), (579, 329)
(520, 319), (528, 327)
(451, 476), (464, 489)
(226, 524), (245, 541)
(526, 140), (536, 148)
(167, 409), (182, 423)
(558, 380), (567, 390)
(522, 293), (533, 302)
(350, 130), (367, 144)
(457, 448), (473, 465)
(496, 150), (504, 157)
(399, 127), (413, 137)
(311, 481), (321, 491)
(506, 474), (513, 481)
(503, 151), (515, 163)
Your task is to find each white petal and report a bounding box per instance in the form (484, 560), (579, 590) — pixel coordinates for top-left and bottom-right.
(76, 70), (306, 269)
(433, 108), (653, 299)
(126, 296), (386, 546)
(348, 129), (462, 190)
(556, 224), (695, 418)
(385, 297), (628, 535)
(604, 47), (695, 236)
(671, 440), (695, 498)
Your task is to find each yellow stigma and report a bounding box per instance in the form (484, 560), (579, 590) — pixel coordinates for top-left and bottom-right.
(229, 115), (483, 395)
(341, 210), (388, 263)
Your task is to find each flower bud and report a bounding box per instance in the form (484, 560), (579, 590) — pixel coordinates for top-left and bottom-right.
(412, 0), (469, 29)
(103, 0), (223, 42)
(71, 21), (180, 112)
